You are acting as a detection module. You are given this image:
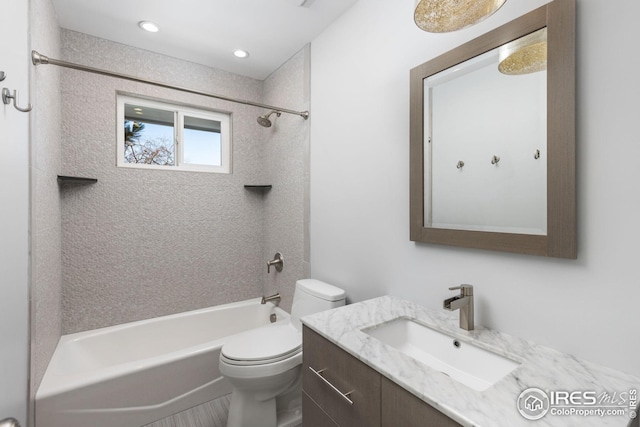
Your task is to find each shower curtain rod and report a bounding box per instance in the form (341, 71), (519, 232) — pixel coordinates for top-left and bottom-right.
(31, 50), (310, 120)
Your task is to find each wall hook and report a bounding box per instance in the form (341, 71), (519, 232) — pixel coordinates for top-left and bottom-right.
(0, 71), (6, 82)
(2, 88), (32, 112)
(534, 149), (541, 159)
(456, 160), (465, 169)
(491, 155), (500, 165)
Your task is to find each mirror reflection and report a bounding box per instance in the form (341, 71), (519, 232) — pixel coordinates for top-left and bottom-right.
(424, 29), (547, 235)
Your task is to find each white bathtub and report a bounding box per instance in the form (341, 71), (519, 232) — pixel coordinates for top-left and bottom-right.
(36, 298), (288, 427)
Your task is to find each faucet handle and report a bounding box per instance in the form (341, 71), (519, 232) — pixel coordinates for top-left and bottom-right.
(448, 284), (473, 296)
(267, 252), (284, 273)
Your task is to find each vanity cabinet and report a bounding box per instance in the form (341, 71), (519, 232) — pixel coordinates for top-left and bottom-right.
(302, 326), (381, 426)
(302, 326), (460, 427)
(381, 377), (461, 427)
(302, 391), (339, 427)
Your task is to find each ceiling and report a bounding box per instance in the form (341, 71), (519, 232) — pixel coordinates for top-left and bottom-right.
(51, 0), (359, 80)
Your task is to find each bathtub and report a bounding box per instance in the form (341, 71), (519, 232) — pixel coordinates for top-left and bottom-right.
(36, 298), (289, 427)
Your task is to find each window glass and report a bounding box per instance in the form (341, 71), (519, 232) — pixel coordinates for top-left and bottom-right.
(183, 115), (221, 166)
(117, 95), (231, 174)
(124, 104), (175, 166)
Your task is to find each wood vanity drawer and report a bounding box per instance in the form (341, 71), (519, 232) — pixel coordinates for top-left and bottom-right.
(302, 326), (381, 427)
(381, 377), (462, 427)
(302, 391), (339, 427)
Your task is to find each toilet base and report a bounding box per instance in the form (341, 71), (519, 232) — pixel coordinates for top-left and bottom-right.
(275, 380), (302, 427)
(225, 388), (301, 427)
(226, 391), (277, 427)
(225, 368), (301, 427)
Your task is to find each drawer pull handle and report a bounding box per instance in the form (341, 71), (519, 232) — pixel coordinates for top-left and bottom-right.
(309, 366), (354, 405)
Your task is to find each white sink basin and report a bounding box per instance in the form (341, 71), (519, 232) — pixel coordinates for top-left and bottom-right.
(362, 318), (520, 391)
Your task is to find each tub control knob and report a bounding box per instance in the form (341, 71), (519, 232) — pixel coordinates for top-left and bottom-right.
(266, 252), (284, 273)
(0, 418), (22, 427)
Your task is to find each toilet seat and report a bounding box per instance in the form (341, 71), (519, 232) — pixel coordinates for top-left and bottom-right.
(219, 350), (302, 380)
(221, 322), (302, 366)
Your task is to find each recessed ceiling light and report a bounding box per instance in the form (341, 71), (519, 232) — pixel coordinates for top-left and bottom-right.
(233, 49), (249, 59)
(138, 21), (159, 33)
(133, 107), (142, 112)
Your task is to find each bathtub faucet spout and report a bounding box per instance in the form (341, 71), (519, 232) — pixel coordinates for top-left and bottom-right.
(261, 293), (281, 305)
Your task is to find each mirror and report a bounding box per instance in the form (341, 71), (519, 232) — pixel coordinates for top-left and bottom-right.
(410, 0), (576, 258)
(425, 34), (547, 236)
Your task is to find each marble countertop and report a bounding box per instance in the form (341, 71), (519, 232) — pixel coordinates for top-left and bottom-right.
(301, 295), (639, 427)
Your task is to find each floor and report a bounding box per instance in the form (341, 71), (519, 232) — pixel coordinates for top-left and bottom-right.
(144, 395), (231, 427)
(144, 394), (303, 427)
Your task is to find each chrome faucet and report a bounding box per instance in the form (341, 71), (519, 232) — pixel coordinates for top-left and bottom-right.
(443, 285), (474, 331)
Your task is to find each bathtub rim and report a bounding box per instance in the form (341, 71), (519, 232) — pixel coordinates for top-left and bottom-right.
(37, 297), (289, 400)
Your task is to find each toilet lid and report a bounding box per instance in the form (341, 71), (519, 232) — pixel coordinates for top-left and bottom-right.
(221, 323), (302, 365)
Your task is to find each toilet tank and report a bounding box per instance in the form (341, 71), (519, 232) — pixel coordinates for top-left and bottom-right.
(291, 279), (346, 330)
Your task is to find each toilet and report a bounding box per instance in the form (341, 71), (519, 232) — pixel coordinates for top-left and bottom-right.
(219, 279), (346, 427)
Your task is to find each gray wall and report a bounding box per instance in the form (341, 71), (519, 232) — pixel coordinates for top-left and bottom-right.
(310, 0), (640, 377)
(262, 46), (311, 310)
(59, 30), (308, 333)
(29, 0), (62, 414)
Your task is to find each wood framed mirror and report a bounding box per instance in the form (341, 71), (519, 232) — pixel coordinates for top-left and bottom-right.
(410, 0), (576, 258)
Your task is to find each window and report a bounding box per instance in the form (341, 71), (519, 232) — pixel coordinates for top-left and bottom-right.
(116, 95), (231, 173)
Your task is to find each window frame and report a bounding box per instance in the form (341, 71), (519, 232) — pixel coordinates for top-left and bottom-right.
(116, 94), (232, 174)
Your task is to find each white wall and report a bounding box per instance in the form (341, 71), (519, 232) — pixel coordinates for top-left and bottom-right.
(310, 0), (640, 377)
(0, 0), (30, 423)
(30, 0), (63, 410)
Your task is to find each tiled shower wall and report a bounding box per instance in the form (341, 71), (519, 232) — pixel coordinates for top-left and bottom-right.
(29, 0), (62, 412)
(262, 47), (311, 309)
(59, 30), (308, 333)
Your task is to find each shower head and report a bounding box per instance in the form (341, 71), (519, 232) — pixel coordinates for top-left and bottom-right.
(257, 111), (281, 127)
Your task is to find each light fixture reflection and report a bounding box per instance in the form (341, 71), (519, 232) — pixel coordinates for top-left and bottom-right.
(414, 0), (507, 33)
(498, 28), (547, 75)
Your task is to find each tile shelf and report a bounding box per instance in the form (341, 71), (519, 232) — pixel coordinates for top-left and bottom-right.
(243, 185), (272, 192)
(57, 175), (98, 185)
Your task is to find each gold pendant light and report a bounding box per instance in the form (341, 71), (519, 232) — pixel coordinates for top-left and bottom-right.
(498, 28), (547, 75)
(414, 0), (507, 33)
